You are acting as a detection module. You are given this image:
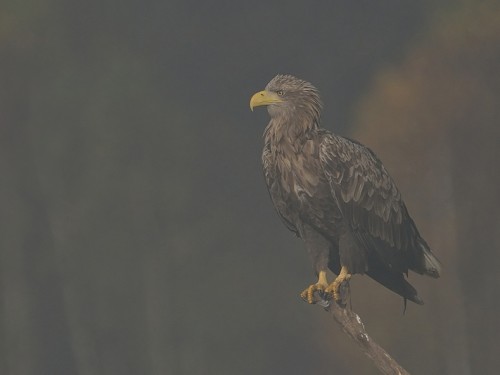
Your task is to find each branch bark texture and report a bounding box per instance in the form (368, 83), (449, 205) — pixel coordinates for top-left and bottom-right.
(323, 302), (411, 375)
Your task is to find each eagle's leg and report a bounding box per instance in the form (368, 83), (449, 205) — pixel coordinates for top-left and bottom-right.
(300, 270), (329, 304)
(325, 266), (351, 303)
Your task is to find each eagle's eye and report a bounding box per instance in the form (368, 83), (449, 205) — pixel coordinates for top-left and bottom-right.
(276, 90), (284, 96)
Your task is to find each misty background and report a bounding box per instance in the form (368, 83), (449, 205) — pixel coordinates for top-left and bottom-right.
(1, 0), (499, 374)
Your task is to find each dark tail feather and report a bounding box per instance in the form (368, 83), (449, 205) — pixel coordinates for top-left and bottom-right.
(366, 265), (424, 305)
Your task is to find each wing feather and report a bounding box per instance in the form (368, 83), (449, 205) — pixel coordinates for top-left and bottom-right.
(319, 133), (417, 270)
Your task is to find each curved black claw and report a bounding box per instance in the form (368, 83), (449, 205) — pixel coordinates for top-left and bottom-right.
(299, 288), (332, 308)
(317, 290), (332, 308)
(300, 284), (329, 304)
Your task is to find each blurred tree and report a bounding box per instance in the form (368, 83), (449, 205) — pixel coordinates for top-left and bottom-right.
(0, 30), (77, 374)
(353, 1), (500, 373)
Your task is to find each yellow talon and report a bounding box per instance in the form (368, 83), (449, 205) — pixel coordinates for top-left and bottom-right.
(300, 270), (329, 304)
(325, 266), (351, 303)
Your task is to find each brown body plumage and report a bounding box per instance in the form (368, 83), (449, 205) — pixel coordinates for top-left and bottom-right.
(251, 74), (441, 305)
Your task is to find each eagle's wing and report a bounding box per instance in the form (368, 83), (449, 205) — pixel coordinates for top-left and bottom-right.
(262, 144), (299, 236)
(319, 133), (421, 274)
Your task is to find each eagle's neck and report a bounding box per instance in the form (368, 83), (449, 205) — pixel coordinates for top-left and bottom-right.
(263, 112), (319, 152)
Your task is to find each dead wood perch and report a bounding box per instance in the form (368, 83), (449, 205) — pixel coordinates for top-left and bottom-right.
(319, 298), (411, 375)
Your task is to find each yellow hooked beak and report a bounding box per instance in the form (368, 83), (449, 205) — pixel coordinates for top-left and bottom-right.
(249, 90), (283, 111)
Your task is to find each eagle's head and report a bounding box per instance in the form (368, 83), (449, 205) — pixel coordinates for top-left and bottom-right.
(250, 74), (322, 122)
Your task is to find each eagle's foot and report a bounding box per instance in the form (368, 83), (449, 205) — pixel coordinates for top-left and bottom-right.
(300, 270), (329, 304)
(325, 266), (351, 305)
(300, 283), (327, 304)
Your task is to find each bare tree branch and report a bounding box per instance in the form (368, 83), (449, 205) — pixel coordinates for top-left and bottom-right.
(315, 297), (411, 375)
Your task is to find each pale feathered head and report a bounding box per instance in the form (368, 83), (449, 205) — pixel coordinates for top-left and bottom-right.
(250, 75), (322, 123)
